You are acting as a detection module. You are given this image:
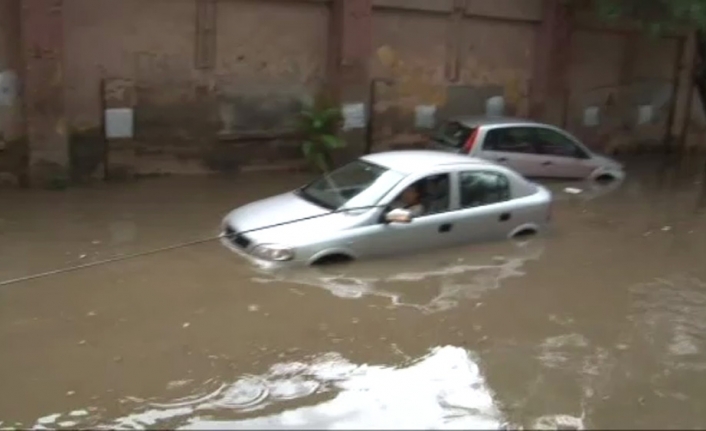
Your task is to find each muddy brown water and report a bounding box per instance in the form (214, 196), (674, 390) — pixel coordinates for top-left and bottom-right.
(1, 155), (706, 429)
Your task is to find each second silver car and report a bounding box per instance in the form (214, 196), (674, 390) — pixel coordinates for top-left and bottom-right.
(429, 116), (625, 182)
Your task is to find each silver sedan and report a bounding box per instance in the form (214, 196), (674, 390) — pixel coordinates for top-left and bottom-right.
(221, 150), (552, 268)
(429, 116), (625, 182)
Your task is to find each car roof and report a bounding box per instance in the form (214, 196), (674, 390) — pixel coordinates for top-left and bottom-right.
(449, 115), (544, 128)
(361, 150), (492, 174)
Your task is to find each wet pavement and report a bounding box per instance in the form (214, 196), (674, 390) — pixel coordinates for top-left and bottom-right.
(1, 154), (706, 429)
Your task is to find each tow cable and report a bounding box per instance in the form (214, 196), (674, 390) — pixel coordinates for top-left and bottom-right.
(0, 204), (385, 287)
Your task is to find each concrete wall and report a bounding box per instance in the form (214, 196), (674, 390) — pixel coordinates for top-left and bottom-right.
(565, 29), (681, 152)
(369, 0), (698, 154)
(63, 0), (329, 175)
(370, 0), (540, 150)
(2, 0), (704, 183)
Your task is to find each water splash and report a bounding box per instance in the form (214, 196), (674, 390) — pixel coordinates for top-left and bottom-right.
(252, 241), (544, 314)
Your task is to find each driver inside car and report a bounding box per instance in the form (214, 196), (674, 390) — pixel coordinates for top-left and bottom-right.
(422, 175), (449, 215)
(391, 184), (424, 217)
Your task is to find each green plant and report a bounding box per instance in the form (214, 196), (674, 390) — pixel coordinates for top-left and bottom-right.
(297, 95), (345, 173)
(566, 0), (706, 34)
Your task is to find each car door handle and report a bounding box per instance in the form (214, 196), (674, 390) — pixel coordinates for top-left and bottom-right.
(496, 157), (508, 162)
(542, 161), (553, 166)
(499, 212), (511, 222)
(439, 223), (453, 233)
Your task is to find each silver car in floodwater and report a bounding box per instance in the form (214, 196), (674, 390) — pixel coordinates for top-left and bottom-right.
(429, 116), (625, 182)
(221, 150), (552, 267)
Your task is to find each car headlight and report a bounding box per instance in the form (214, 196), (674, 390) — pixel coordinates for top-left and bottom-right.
(251, 244), (295, 262)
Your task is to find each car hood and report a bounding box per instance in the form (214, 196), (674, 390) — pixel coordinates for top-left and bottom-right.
(223, 192), (367, 245)
(223, 191), (329, 233)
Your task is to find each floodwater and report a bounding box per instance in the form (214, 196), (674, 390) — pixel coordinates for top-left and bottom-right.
(1, 155), (706, 429)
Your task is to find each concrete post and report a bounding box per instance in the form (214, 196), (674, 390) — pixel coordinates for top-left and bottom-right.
(673, 31), (698, 146)
(21, 0), (69, 186)
(0, 0), (28, 186)
(529, 0), (572, 123)
(327, 0), (373, 162)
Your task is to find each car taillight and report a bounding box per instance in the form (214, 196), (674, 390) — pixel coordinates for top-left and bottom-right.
(461, 129), (479, 154)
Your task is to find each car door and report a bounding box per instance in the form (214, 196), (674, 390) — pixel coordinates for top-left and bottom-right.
(352, 173), (458, 258)
(450, 170), (516, 244)
(530, 127), (596, 179)
(476, 127), (548, 177)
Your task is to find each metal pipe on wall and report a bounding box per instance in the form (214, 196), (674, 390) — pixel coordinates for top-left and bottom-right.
(663, 36), (686, 152)
(364, 78), (393, 155)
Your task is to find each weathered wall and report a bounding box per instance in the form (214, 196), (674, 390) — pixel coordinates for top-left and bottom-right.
(214, 0), (329, 131)
(369, 0), (701, 154)
(566, 29), (627, 146)
(6, 0), (705, 183)
(0, 0), (22, 141)
(64, 0), (196, 132)
(0, 0), (26, 185)
(371, 8), (448, 142)
(370, 0), (540, 150)
(566, 28), (686, 152)
(63, 0), (329, 175)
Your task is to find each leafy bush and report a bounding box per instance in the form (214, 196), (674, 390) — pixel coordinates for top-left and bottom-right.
(297, 95), (345, 173)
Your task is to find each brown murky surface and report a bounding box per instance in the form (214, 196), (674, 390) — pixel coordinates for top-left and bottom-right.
(1, 155), (706, 429)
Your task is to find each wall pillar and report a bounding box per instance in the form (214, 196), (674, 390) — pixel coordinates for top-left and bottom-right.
(0, 0), (28, 186)
(529, 0), (572, 123)
(21, 0), (69, 185)
(0, 0), (23, 141)
(673, 31), (698, 146)
(327, 0), (372, 160)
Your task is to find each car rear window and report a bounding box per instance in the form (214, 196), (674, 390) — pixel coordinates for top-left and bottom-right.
(432, 121), (477, 150)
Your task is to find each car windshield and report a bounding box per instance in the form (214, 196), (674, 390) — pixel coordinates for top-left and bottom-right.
(433, 121), (477, 149)
(297, 160), (401, 210)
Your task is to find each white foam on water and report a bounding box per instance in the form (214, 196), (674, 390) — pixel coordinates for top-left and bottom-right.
(36, 413), (61, 425)
(532, 414), (585, 430)
(26, 346), (505, 430)
(252, 242), (544, 314)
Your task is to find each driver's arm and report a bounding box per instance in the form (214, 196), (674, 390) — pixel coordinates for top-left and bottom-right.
(407, 203), (424, 217)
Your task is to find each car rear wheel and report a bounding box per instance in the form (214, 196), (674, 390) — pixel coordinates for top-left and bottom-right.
(512, 228), (537, 239)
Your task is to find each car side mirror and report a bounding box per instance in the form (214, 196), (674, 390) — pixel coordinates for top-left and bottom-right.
(385, 208), (413, 224)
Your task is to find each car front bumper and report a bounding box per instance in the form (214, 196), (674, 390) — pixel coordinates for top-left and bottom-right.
(219, 235), (300, 270)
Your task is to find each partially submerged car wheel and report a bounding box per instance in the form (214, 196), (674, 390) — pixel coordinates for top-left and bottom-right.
(594, 173), (617, 184)
(311, 254), (354, 267)
(511, 228), (537, 240)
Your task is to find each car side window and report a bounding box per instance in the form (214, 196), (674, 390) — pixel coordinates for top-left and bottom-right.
(483, 127), (538, 154)
(459, 171), (511, 209)
(388, 174), (451, 218)
(533, 128), (588, 158)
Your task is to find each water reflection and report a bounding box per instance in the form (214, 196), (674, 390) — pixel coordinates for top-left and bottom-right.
(29, 347), (506, 430)
(251, 240), (545, 313)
